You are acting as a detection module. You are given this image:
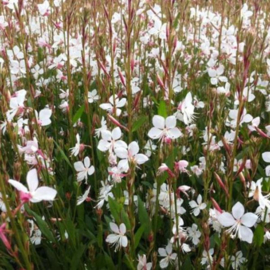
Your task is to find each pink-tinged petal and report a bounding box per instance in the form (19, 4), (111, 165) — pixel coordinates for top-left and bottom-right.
(119, 223), (126, 234)
(232, 202), (245, 219)
(97, 140), (110, 152)
(170, 253), (177, 260)
(8, 180), (28, 193)
(135, 154), (149, 165)
(239, 226), (253, 243)
(158, 248), (167, 257)
(152, 115), (165, 129)
(84, 157), (90, 168)
(74, 161), (85, 172)
(115, 147), (128, 159)
(148, 127), (163, 139)
(128, 142), (139, 156)
(120, 236), (128, 247)
(87, 166), (95, 176)
(167, 128), (181, 139)
(217, 212), (236, 227)
(262, 152), (270, 163)
(31, 187), (57, 202)
(165, 116), (176, 129)
(101, 130), (112, 141)
(27, 169), (39, 192)
(112, 127), (121, 140)
(116, 98), (127, 108)
(110, 222), (119, 234)
(241, 213), (258, 227)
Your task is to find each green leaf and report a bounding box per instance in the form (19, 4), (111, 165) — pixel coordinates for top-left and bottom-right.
(138, 197), (151, 235)
(108, 196), (121, 223)
(134, 225), (145, 249)
(121, 208), (131, 230)
(72, 105), (85, 124)
(123, 254), (136, 270)
(54, 140), (73, 169)
(158, 100), (167, 118)
(25, 205), (55, 243)
(70, 244), (85, 270)
(254, 223), (264, 247)
(132, 116), (148, 132)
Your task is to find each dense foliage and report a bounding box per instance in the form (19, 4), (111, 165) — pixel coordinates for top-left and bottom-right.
(0, 0), (270, 269)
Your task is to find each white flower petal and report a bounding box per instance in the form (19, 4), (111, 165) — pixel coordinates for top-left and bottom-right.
(32, 187), (57, 202)
(84, 157), (90, 168)
(129, 142), (139, 156)
(218, 212), (236, 227)
(232, 202), (245, 219)
(241, 213), (258, 227)
(74, 161), (85, 172)
(148, 127), (162, 139)
(165, 116), (176, 129)
(135, 154), (149, 165)
(239, 226), (253, 243)
(262, 152), (270, 163)
(167, 128), (181, 139)
(110, 222), (119, 234)
(112, 127), (121, 140)
(8, 180), (28, 193)
(152, 115), (165, 129)
(27, 169), (39, 192)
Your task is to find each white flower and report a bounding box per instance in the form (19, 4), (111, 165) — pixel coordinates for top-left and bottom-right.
(148, 115), (181, 141)
(175, 93), (196, 125)
(218, 202), (258, 243)
(99, 95), (126, 116)
(8, 169), (57, 203)
(262, 152), (270, 177)
(248, 178), (270, 209)
(97, 127), (126, 152)
(189, 194), (206, 216)
(137, 254), (152, 270)
(158, 242), (177, 269)
(77, 186), (91, 205)
(35, 108), (52, 126)
(187, 224), (201, 245)
(74, 157), (95, 183)
(114, 141), (149, 172)
(201, 248), (214, 268)
(207, 65), (228, 85)
(0, 193), (7, 212)
(37, 0), (50, 16)
(106, 222), (128, 251)
(95, 117), (107, 138)
(230, 251), (246, 270)
(88, 89), (100, 103)
(70, 134), (82, 157)
(28, 220), (42, 245)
